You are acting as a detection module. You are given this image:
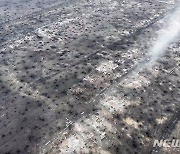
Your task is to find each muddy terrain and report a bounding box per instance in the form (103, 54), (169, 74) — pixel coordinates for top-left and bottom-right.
(0, 0), (180, 154)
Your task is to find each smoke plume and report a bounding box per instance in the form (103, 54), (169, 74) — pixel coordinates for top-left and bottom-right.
(148, 5), (180, 63)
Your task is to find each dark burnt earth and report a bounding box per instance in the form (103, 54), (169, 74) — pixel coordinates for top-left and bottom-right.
(0, 0), (179, 154)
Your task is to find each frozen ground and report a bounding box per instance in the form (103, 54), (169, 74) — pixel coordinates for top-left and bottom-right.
(0, 0), (180, 154)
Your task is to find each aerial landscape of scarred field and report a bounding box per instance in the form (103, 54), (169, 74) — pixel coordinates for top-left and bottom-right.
(0, 0), (180, 154)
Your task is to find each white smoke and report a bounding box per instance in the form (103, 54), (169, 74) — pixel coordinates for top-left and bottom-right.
(131, 5), (180, 77)
(148, 5), (180, 63)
